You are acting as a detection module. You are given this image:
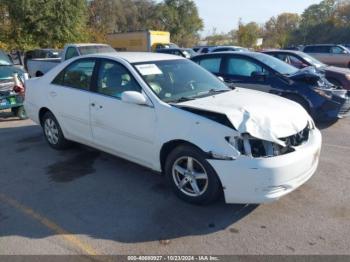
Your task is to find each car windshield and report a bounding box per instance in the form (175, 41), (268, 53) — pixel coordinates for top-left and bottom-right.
(298, 52), (326, 68)
(78, 45), (115, 55)
(253, 53), (298, 75)
(0, 50), (12, 66)
(133, 59), (230, 103)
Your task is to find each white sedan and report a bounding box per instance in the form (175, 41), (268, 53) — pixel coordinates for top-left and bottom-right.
(24, 52), (322, 205)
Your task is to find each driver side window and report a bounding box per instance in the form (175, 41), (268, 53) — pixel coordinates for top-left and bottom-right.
(96, 60), (141, 99)
(226, 57), (265, 77)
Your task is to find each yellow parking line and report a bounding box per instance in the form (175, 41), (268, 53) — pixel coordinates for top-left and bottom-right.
(0, 193), (100, 256)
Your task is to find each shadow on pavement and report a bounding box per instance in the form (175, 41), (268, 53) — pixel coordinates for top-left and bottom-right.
(0, 124), (258, 244)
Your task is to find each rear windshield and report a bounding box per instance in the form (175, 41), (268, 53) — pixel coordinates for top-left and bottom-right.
(78, 45), (116, 55)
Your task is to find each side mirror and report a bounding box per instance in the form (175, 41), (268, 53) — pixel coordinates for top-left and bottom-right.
(251, 71), (267, 81)
(121, 91), (148, 105)
(217, 76), (224, 82)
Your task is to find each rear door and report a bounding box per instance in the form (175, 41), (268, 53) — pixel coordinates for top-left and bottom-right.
(48, 58), (96, 143)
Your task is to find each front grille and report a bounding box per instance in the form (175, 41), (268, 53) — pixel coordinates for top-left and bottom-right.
(280, 125), (310, 147)
(0, 79), (14, 92)
(339, 98), (350, 117)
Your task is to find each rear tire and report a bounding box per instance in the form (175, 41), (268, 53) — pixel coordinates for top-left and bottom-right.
(42, 111), (71, 150)
(14, 106), (28, 120)
(165, 145), (222, 205)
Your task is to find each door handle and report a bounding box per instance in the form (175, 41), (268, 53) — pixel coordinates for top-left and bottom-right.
(90, 103), (96, 107)
(49, 91), (57, 97)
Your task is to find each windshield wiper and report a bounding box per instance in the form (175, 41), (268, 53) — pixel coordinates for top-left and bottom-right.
(168, 97), (195, 103)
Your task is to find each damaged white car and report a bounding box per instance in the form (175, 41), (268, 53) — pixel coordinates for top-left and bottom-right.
(24, 53), (322, 205)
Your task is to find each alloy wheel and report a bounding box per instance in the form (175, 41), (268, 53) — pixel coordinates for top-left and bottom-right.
(44, 118), (59, 145)
(172, 156), (209, 197)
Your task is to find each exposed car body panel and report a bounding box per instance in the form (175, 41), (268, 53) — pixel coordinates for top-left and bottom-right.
(178, 88), (311, 145)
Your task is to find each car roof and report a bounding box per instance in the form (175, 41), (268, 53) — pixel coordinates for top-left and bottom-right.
(194, 51), (259, 58)
(263, 50), (304, 55)
(84, 52), (185, 63)
(66, 43), (111, 48)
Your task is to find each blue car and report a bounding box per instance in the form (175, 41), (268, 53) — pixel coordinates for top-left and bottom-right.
(191, 52), (350, 122)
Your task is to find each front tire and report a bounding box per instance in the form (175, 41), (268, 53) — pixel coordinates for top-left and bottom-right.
(165, 145), (222, 205)
(42, 111), (71, 150)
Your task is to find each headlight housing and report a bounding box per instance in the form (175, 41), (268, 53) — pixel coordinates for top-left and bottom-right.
(314, 88), (333, 99)
(225, 134), (294, 158)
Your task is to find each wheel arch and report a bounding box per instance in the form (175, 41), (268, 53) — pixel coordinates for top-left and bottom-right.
(38, 107), (52, 126)
(159, 139), (207, 174)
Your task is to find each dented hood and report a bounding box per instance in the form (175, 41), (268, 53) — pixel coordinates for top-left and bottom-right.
(178, 88), (312, 145)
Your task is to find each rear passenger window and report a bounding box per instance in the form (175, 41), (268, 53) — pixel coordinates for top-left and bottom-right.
(52, 59), (96, 90)
(197, 58), (221, 73)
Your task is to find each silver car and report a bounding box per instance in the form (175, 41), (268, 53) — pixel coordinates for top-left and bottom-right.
(303, 44), (350, 68)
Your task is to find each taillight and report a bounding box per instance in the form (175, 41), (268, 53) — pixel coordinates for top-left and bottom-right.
(13, 85), (24, 93)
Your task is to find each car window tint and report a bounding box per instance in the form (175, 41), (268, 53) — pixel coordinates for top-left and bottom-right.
(58, 59), (95, 90)
(65, 47), (79, 60)
(275, 53), (289, 63)
(288, 55), (304, 68)
(227, 57), (264, 77)
(331, 46), (345, 54)
(197, 57), (221, 73)
(96, 60), (141, 99)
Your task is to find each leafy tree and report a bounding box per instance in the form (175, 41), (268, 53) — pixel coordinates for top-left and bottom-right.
(157, 0), (203, 47)
(236, 21), (261, 48)
(3, 0), (88, 50)
(263, 13), (300, 48)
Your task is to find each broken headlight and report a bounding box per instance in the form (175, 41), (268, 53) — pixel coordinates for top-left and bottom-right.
(226, 134), (294, 158)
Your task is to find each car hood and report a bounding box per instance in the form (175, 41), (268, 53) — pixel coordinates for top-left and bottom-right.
(178, 88), (312, 146)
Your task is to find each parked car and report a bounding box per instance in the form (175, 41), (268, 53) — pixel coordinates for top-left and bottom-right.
(192, 52), (350, 121)
(262, 50), (350, 90)
(303, 44), (350, 68)
(26, 43), (116, 77)
(25, 52), (322, 205)
(0, 49), (27, 119)
(192, 45), (217, 54)
(211, 46), (248, 53)
(24, 48), (61, 71)
(156, 48), (197, 58)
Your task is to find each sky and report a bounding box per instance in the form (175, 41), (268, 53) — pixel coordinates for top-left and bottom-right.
(192, 0), (322, 35)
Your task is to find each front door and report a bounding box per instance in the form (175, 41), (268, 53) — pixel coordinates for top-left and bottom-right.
(89, 59), (157, 167)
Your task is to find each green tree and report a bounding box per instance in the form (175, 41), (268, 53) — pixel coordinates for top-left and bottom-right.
(157, 0), (203, 47)
(236, 21), (261, 48)
(263, 13), (300, 48)
(4, 0), (88, 50)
